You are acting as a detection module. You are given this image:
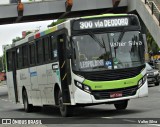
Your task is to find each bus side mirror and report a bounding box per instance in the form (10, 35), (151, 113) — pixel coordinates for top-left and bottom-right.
(66, 48), (72, 59)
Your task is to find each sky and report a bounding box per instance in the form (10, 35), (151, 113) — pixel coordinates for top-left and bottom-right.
(0, 20), (53, 56)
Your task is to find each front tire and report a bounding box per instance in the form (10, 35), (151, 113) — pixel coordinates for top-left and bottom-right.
(155, 82), (159, 86)
(114, 100), (128, 110)
(58, 90), (73, 117)
(22, 90), (33, 112)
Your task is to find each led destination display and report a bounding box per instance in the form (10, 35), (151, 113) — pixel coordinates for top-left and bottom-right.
(72, 17), (130, 30)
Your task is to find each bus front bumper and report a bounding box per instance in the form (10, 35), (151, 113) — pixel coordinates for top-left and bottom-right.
(74, 80), (148, 105)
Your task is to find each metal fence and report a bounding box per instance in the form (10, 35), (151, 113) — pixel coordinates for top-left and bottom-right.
(144, 0), (160, 25)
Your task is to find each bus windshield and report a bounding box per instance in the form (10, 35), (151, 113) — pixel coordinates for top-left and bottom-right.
(72, 31), (144, 71)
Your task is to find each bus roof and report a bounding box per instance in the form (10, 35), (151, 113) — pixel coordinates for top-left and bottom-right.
(4, 13), (133, 51)
(81, 13), (128, 19)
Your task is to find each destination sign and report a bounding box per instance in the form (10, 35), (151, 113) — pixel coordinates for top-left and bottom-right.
(72, 17), (129, 30)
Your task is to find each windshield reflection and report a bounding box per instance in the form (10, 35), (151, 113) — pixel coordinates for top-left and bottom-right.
(72, 31), (144, 72)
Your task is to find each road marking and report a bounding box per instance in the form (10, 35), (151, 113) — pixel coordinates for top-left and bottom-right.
(1, 99), (8, 102)
(0, 86), (7, 88)
(149, 124), (160, 127)
(101, 117), (113, 119)
(123, 119), (136, 123)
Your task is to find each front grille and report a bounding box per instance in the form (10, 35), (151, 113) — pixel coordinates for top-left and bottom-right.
(74, 65), (145, 81)
(92, 85), (138, 100)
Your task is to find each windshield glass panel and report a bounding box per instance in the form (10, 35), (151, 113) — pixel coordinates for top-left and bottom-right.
(72, 31), (144, 72)
(109, 31), (144, 69)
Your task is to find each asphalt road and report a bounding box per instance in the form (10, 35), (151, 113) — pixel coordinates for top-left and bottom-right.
(0, 83), (160, 127)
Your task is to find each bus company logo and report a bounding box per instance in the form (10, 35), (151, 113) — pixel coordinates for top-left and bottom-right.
(124, 81), (134, 85)
(2, 119), (11, 124)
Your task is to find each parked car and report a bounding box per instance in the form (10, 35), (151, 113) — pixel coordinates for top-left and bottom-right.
(146, 63), (160, 86)
(0, 72), (6, 82)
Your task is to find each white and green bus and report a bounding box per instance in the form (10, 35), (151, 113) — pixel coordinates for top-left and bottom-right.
(4, 14), (148, 117)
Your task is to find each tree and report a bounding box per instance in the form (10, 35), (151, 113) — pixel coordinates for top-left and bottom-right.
(48, 19), (66, 27)
(12, 31), (32, 44)
(146, 30), (160, 55)
(0, 56), (2, 72)
(12, 37), (23, 43)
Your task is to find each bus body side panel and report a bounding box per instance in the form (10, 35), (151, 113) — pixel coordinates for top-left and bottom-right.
(29, 66), (40, 105)
(29, 67), (38, 90)
(29, 66), (42, 106)
(17, 68), (31, 103)
(6, 72), (16, 102)
(46, 62), (61, 105)
(36, 64), (47, 105)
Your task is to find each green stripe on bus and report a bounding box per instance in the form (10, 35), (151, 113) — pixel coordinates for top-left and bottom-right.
(45, 26), (57, 35)
(82, 14), (128, 19)
(83, 73), (143, 90)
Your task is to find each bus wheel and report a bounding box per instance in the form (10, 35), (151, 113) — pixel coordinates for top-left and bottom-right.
(23, 90), (33, 112)
(114, 100), (128, 110)
(58, 90), (73, 117)
(34, 106), (42, 112)
(155, 82), (159, 86)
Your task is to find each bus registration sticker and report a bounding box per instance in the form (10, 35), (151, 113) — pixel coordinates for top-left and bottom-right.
(110, 92), (122, 98)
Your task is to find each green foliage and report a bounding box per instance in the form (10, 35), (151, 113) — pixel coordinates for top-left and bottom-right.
(26, 31), (32, 35)
(12, 31), (32, 43)
(0, 53), (6, 72)
(0, 56), (2, 72)
(147, 30), (160, 54)
(48, 19), (66, 27)
(12, 37), (23, 43)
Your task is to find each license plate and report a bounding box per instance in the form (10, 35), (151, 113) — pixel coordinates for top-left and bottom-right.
(110, 92), (122, 98)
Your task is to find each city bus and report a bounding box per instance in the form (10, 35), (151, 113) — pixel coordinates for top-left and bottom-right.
(4, 14), (148, 117)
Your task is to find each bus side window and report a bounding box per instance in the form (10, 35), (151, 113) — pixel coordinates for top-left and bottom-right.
(43, 37), (50, 63)
(50, 35), (57, 61)
(29, 43), (35, 66)
(7, 51), (12, 71)
(16, 47), (22, 69)
(36, 39), (44, 64)
(22, 45), (28, 68)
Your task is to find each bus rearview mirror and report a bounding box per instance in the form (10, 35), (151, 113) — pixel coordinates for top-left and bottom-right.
(66, 48), (72, 59)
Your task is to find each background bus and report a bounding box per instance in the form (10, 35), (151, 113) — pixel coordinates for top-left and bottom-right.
(4, 14), (148, 117)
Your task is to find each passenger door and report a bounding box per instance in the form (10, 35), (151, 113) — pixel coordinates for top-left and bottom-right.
(57, 31), (71, 104)
(11, 50), (18, 103)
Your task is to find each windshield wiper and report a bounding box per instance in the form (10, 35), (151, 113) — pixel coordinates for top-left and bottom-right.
(85, 31), (105, 48)
(113, 31), (125, 49)
(112, 31), (125, 59)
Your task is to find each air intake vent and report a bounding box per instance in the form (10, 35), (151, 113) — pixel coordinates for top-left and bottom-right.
(74, 65), (145, 81)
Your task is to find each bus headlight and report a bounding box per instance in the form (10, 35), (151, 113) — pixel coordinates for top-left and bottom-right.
(75, 80), (91, 93)
(76, 82), (83, 89)
(138, 75), (147, 88)
(84, 85), (91, 93)
(138, 79), (143, 87)
(142, 75), (147, 83)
